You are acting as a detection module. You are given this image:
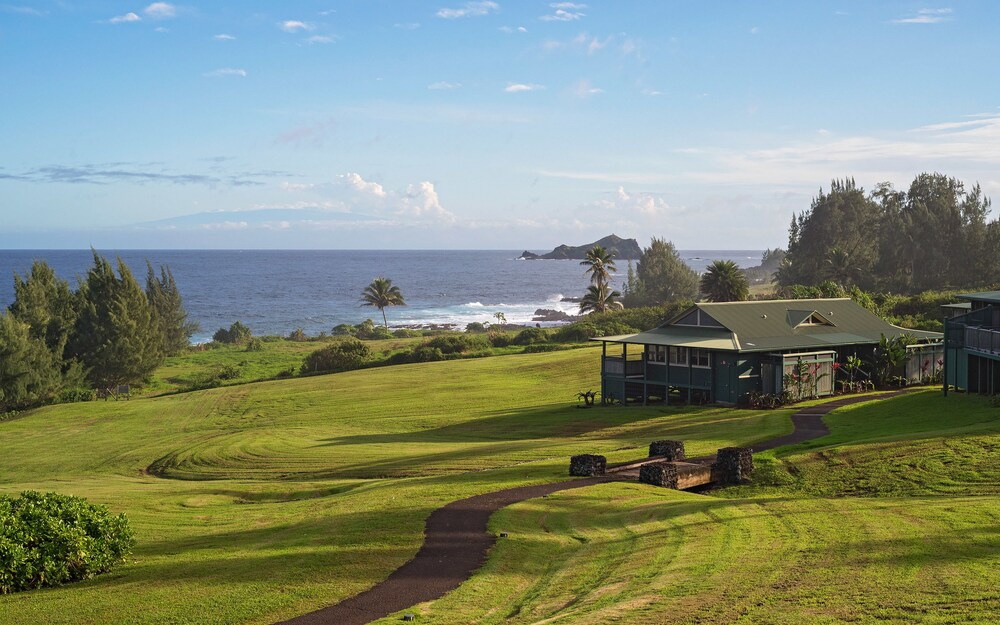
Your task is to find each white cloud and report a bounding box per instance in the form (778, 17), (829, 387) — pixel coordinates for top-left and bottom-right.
(394, 22), (421, 29)
(641, 88), (662, 96)
(143, 2), (175, 19)
(279, 20), (314, 32)
(307, 35), (335, 44)
(428, 81), (461, 90)
(573, 79), (603, 98)
(540, 2), (586, 21)
(750, 26), (760, 34)
(214, 33), (236, 41)
(437, 1), (499, 19)
(279, 182), (316, 192)
(204, 67), (247, 78)
(604, 187), (669, 216)
(341, 172), (387, 198)
(154, 26), (168, 32)
(505, 82), (544, 92)
(892, 7), (953, 24)
(109, 12), (140, 23)
(400, 181), (455, 222)
(2, 5), (48, 16)
(499, 25), (527, 33)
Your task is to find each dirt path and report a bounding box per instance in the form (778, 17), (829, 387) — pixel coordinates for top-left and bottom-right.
(276, 390), (913, 625)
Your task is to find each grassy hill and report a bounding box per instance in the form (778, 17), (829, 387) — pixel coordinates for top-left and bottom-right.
(1, 347), (998, 624)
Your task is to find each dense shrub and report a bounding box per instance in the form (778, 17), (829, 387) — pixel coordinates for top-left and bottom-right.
(426, 334), (488, 354)
(512, 327), (549, 345)
(410, 345), (445, 362)
(331, 323), (355, 336)
(354, 319), (394, 340)
(465, 322), (487, 333)
(522, 343), (559, 353)
(488, 333), (512, 348)
(215, 364), (241, 380)
(0, 491), (135, 594)
(288, 328), (307, 341)
(301, 339), (371, 374)
(212, 321), (252, 345)
(244, 337), (264, 352)
(392, 329), (421, 338)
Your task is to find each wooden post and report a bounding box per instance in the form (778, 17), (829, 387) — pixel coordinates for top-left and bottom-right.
(601, 341), (607, 405)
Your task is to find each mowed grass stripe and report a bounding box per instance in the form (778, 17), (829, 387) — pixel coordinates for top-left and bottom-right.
(387, 487), (1000, 624)
(0, 348), (797, 625)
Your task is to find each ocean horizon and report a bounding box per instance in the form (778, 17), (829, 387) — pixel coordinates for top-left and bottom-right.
(0, 249), (765, 343)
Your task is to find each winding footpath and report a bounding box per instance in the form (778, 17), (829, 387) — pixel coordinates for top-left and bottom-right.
(277, 390), (913, 625)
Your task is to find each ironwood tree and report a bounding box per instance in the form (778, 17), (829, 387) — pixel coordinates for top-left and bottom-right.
(68, 252), (163, 388)
(146, 261), (198, 356)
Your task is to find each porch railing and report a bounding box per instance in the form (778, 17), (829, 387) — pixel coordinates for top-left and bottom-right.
(965, 326), (1000, 355)
(604, 357), (644, 376)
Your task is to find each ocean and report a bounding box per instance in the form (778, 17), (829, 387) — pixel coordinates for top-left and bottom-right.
(0, 250), (763, 343)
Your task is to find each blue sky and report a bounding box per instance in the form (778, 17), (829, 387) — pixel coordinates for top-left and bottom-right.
(2, 1), (999, 250)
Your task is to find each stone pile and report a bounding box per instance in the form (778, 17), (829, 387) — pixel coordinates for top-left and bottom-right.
(569, 454), (607, 476)
(639, 462), (679, 488)
(712, 447), (754, 485)
(648, 440), (685, 461)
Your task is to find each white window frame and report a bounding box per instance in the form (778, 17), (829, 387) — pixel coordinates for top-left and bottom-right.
(647, 345), (666, 363)
(668, 346), (688, 366)
(691, 348), (710, 368)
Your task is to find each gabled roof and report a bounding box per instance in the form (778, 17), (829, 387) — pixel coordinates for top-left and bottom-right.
(596, 298), (942, 353)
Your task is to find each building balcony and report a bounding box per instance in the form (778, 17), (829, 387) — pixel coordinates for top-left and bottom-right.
(965, 326), (1000, 357)
(603, 357), (644, 377)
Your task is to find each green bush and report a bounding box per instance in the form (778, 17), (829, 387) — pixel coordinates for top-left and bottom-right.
(288, 328), (307, 341)
(512, 327), (549, 345)
(244, 337), (264, 352)
(426, 334), (488, 354)
(0, 491), (135, 594)
(215, 364), (241, 380)
(410, 346), (445, 362)
(523, 343), (559, 353)
(465, 322), (487, 333)
(212, 321), (252, 345)
(392, 329), (421, 338)
(488, 333), (512, 348)
(301, 339), (371, 374)
(331, 323), (355, 336)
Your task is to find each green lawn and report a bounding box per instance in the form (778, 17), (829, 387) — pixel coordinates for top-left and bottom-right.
(1, 347), (797, 625)
(3, 349), (998, 624)
(376, 389), (1000, 624)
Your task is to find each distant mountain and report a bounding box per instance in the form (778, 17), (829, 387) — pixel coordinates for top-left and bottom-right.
(519, 234), (642, 260)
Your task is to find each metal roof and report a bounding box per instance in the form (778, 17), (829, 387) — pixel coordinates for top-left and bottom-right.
(958, 291), (1000, 304)
(598, 326), (738, 350)
(594, 298), (942, 353)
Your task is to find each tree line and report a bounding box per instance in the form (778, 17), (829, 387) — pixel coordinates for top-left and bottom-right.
(778, 173), (1000, 292)
(0, 251), (196, 412)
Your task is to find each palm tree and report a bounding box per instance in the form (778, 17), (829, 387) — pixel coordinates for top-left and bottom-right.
(361, 277), (406, 327)
(579, 283), (624, 314)
(824, 247), (862, 287)
(580, 245), (617, 287)
(700, 260), (749, 302)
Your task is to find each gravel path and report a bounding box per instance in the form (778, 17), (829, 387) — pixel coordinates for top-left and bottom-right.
(276, 390), (913, 625)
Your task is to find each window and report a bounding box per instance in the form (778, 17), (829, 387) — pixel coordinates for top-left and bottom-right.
(668, 346), (688, 365)
(691, 349), (710, 368)
(647, 345), (666, 363)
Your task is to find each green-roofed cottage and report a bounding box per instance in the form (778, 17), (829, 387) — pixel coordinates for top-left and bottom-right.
(594, 298), (943, 406)
(943, 291), (1000, 396)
